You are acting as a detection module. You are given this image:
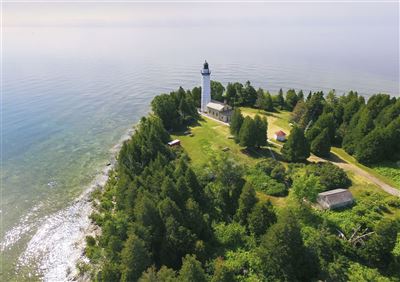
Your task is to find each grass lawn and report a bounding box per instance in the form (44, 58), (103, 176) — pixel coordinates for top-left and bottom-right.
(240, 107), (292, 140)
(172, 114), (400, 226)
(171, 116), (271, 168)
(370, 161), (400, 189)
(331, 147), (399, 189)
(171, 115), (289, 206)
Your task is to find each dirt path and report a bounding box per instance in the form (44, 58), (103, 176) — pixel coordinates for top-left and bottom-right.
(269, 139), (400, 197)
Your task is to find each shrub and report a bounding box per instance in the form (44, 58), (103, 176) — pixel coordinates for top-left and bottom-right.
(305, 162), (351, 190)
(247, 169), (287, 196)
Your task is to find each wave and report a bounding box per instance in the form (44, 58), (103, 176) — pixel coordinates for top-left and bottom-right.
(7, 127), (134, 281)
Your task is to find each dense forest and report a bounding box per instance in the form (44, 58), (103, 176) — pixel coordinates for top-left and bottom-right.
(82, 83), (400, 281)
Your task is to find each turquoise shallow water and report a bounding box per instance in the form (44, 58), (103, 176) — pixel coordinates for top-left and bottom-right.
(1, 9), (399, 280)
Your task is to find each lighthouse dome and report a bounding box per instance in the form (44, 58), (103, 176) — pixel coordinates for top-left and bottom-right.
(203, 61), (209, 70)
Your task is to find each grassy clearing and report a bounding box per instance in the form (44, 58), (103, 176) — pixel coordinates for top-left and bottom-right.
(171, 116), (288, 205)
(318, 172), (400, 232)
(171, 117), (272, 168)
(172, 113), (400, 221)
(370, 161), (400, 189)
(240, 107), (292, 140)
(331, 147), (399, 189)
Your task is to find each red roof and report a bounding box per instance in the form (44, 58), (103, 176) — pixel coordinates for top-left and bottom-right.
(275, 130), (286, 137)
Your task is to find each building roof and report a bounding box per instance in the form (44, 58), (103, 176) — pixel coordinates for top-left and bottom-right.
(275, 130), (286, 137)
(207, 101), (231, 112)
(203, 60), (209, 70)
(318, 189), (354, 207)
(168, 139), (180, 146)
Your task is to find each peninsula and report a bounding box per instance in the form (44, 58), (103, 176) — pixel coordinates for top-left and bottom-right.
(79, 62), (400, 281)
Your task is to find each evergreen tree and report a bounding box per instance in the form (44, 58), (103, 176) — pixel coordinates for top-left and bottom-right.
(151, 94), (180, 130)
(311, 128), (331, 157)
(242, 81), (258, 106)
(281, 126), (310, 162)
(258, 212), (316, 281)
(297, 90), (304, 101)
(254, 114), (267, 148)
(285, 89), (298, 111)
(211, 258), (236, 282)
(120, 234), (151, 282)
(230, 108), (244, 138)
(355, 128), (384, 164)
(239, 116), (257, 148)
(276, 88), (285, 109)
(290, 100), (307, 124)
(264, 91), (274, 111)
(211, 81), (225, 101)
(178, 255), (207, 282)
(248, 201), (277, 237)
(235, 182), (258, 225)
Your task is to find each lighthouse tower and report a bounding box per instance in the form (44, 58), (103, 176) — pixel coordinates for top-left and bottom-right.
(201, 61), (211, 112)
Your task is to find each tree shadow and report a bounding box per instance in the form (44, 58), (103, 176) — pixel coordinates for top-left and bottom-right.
(326, 152), (347, 164)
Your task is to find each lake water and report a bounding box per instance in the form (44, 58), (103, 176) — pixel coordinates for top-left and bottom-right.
(1, 3), (399, 281)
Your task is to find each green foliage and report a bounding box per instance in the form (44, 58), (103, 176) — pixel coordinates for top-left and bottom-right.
(211, 257), (236, 282)
(230, 108), (244, 137)
(357, 219), (398, 268)
(120, 234), (151, 282)
(347, 262), (391, 282)
(248, 201), (277, 237)
(285, 89), (298, 111)
(304, 162), (351, 190)
(91, 85), (400, 281)
(178, 255), (207, 282)
(258, 212), (317, 281)
(239, 116), (257, 148)
(255, 89), (274, 111)
(291, 99), (307, 124)
(255, 158), (286, 182)
(247, 170), (287, 196)
(253, 115), (268, 147)
(281, 126), (310, 162)
(310, 128), (331, 157)
(151, 87), (198, 131)
(291, 173), (324, 202)
(371, 161), (400, 189)
(235, 182), (258, 225)
(211, 80), (225, 101)
(214, 222), (248, 250)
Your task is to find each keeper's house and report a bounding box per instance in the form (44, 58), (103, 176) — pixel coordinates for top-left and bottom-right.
(317, 188), (354, 210)
(206, 101), (232, 123)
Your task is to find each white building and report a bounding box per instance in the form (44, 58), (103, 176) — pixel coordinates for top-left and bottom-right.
(200, 61), (233, 122)
(274, 130), (287, 142)
(206, 101), (232, 123)
(317, 189), (354, 210)
(201, 61), (211, 112)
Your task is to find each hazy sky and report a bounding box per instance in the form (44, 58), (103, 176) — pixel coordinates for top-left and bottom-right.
(4, 2), (399, 82)
(5, 2), (399, 29)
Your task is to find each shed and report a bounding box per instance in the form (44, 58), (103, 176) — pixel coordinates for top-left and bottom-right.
(274, 130), (287, 142)
(317, 188), (354, 210)
(168, 139), (181, 147)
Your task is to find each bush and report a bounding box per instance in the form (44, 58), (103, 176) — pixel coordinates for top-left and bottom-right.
(247, 169), (287, 196)
(255, 159), (286, 182)
(305, 162), (351, 190)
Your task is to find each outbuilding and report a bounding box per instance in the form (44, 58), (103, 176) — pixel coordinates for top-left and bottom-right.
(206, 101), (233, 123)
(317, 188), (354, 210)
(274, 130), (287, 142)
(168, 139), (181, 147)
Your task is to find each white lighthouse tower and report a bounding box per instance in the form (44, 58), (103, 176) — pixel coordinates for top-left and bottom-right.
(201, 60), (211, 112)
